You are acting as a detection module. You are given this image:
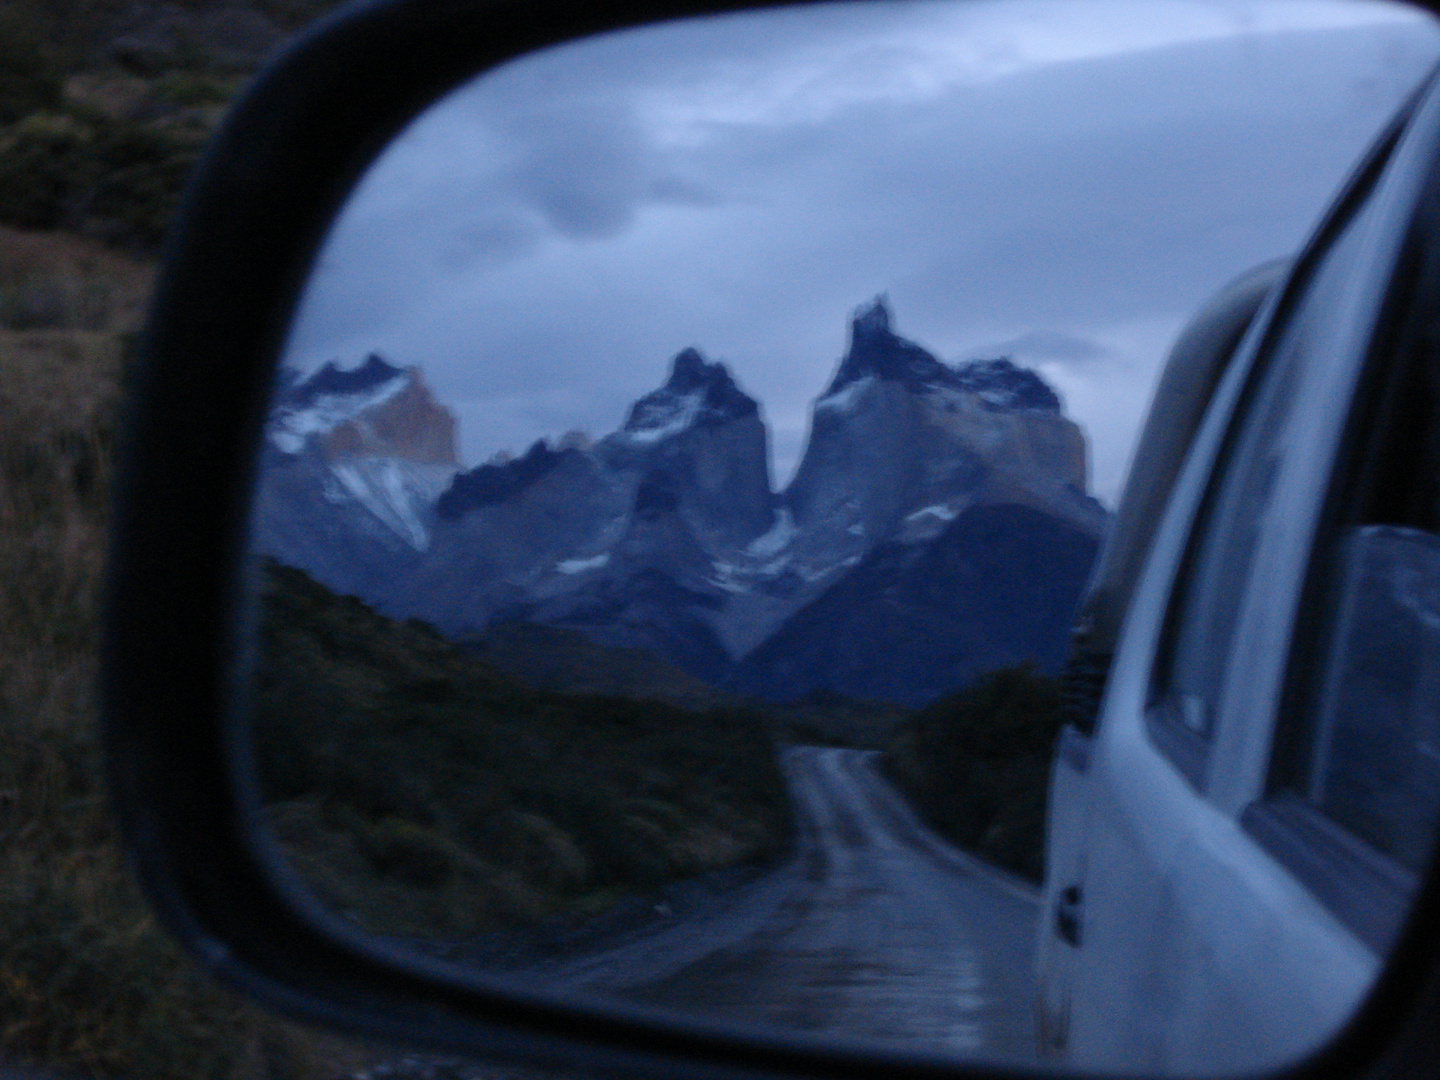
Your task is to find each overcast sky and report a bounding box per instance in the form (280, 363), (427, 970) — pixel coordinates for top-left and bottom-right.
(282, 0), (1440, 505)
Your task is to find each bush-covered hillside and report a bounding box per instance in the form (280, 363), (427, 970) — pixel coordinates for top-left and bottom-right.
(0, 0), (344, 253)
(462, 621), (908, 748)
(0, 224), (387, 1079)
(254, 560), (794, 939)
(0, 3), (382, 1075)
(884, 665), (1066, 883)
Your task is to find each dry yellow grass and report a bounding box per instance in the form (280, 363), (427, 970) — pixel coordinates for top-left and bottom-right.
(0, 225), (154, 333)
(0, 225), (388, 1079)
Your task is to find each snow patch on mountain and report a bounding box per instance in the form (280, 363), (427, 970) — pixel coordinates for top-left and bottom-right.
(324, 458), (454, 550)
(270, 372), (408, 453)
(708, 561), (754, 594)
(260, 355), (459, 555)
(951, 357), (1062, 412)
(619, 348), (759, 446)
(906, 503), (959, 524)
(558, 552), (611, 574)
(746, 508), (796, 557)
(797, 553), (862, 583)
(814, 374), (875, 414)
(623, 391), (706, 444)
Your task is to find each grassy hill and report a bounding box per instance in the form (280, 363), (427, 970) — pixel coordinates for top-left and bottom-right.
(0, 4), (395, 1076)
(460, 619), (737, 712)
(254, 560), (794, 940)
(0, 222), (397, 1079)
(461, 620), (908, 748)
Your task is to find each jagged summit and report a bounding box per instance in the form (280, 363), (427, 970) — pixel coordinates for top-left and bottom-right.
(822, 299), (1063, 413)
(666, 347), (720, 392)
(826, 296), (958, 396)
(268, 354), (456, 463)
(953, 357), (1062, 413)
(436, 439), (580, 520)
(289, 353), (405, 408)
(852, 294), (893, 336)
(622, 348), (759, 443)
(257, 301), (1107, 707)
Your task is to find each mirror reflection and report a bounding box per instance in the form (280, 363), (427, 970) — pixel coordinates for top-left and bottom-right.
(244, 0), (1440, 1071)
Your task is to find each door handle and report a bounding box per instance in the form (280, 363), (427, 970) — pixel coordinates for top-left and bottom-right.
(1056, 884), (1083, 947)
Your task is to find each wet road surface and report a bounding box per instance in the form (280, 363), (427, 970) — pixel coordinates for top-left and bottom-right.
(523, 746), (1041, 1062)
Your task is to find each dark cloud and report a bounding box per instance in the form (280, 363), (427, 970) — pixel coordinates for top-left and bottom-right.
(499, 101), (653, 238)
(437, 215), (541, 272)
(282, 2), (1440, 503)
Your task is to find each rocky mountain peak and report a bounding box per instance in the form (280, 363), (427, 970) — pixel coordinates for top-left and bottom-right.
(826, 296), (958, 396)
(953, 357), (1062, 413)
(852, 294), (893, 336)
(268, 354), (456, 465)
(666, 347), (716, 391)
(622, 348), (758, 443)
(436, 439), (582, 521)
(288, 353), (405, 409)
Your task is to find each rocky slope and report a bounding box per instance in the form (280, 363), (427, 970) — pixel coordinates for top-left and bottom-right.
(381, 348), (770, 661)
(785, 296), (1100, 571)
(253, 559), (792, 939)
(731, 503), (1099, 705)
(254, 300), (1108, 706)
(250, 354), (459, 599)
(722, 297), (1104, 701)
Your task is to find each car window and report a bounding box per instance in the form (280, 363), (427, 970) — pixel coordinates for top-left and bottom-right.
(1298, 525), (1440, 870)
(1148, 193), (1376, 789)
(1252, 182), (1440, 949)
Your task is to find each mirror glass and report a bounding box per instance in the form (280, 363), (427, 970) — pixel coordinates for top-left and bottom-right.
(244, 0), (1440, 1071)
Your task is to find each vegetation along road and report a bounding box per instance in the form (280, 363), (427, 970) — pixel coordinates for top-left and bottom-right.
(515, 746), (1042, 1062)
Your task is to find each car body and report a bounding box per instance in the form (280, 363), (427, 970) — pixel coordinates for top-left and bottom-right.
(1038, 59), (1440, 1075)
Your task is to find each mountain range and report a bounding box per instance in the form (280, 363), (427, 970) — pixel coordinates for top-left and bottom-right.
(252, 297), (1107, 706)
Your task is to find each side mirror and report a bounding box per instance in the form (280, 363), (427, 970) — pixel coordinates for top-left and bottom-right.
(102, 1), (1440, 1079)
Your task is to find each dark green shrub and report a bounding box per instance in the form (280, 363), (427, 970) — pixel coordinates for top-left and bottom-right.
(81, 119), (202, 249)
(0, 112), (86, 229)
(0, 10), (61, 124)
(0, 109), (203, 251)
(152, 71), (237, 107)
(885, 665), (1065, 882)
(251, 560), (794, 938)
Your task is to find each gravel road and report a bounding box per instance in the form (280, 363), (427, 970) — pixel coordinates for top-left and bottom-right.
(512, 746), (1041, 1063)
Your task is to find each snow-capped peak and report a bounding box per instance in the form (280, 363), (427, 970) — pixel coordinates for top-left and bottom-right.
(269, 355), (410, 454)
(621, 347), (758, 443)
(288, 353), (404, 407)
